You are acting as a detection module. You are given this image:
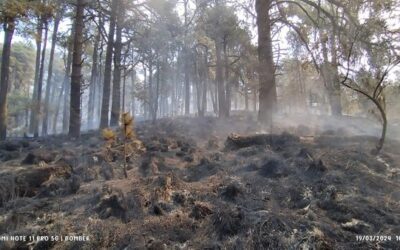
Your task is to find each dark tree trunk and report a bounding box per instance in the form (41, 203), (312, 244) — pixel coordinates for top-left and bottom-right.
(88, 28), (100, 129)
(148, 60), (153, 120)
(210, 79), (218, 115)
(69, 0), (85, 138)
(100, 0), (117, 128)
(29, 18), (43, 134)
(130, 69), (136, 115)
(62, 38), (73, 133)
(256, 0), (277, 127)
(122, 69), (126, 113)
(34, 18), (49, 137)
(202, 51), (208, 116)
(110, 1), (124, 126)
(0, 20), (15, 140)
(223, 41), (231, 116)
(253, 88), (257, 112)
(153, 60), (160, 123)
(184, 49), (190, 115)
(42, 14), (61, 136)
(216, 41), (227, 118)
(183, 0), (190, 116)
(96, 37), (104, 126)
(328, 31), (342, 116)
(245, 87), (249, 111)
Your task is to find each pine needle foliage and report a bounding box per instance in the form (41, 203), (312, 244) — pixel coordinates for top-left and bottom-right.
(101, 113), (145, 178)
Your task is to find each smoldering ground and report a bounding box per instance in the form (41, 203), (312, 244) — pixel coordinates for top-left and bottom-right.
(0, 113), (399, 249)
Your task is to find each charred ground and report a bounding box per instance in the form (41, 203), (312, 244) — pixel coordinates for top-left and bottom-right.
(0, 114), (400, 249)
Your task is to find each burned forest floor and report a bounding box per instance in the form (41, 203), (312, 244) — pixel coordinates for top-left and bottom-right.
(1, 113), (400, 249)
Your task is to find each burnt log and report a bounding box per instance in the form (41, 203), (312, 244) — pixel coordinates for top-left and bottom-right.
(225, 133), (299, 150)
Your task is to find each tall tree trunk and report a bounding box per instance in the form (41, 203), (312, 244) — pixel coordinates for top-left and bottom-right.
(69, 0), (85, 137)
(148, 60), (153, 120)
(88, 28), (100, 129)
(29, 18), (43, 134)
(42, 14), (61, 135)
(153, 60), (160, 123)
(210, 79), (218, 115)
(216, 41), (227, 118)
(183, 0), (190, 116)
(122, 68), (126, 112)
(194, 57), (201, 115)
(223, 40), (231, 116)
(256, 0), (277, 127)
(328, 30), (342, 116)
(201, 52), (208, 116)
(245, 87), (249, 111)
(100, 0), (117, 128)
(52, 81), (64, 134)
(0, 20), (15, 140)
(96, 37), (104, 126)
(184, 49), (190, 115)
(143, 64), (148, 118)
(34, 18), (49, 137)
(253, 88), (257, 112)
(130, 69), (136, 115)
(62, 37), (73, 133)
(110, 1), (124, 126)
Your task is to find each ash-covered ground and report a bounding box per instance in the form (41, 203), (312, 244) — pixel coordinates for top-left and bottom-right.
(0, 114), (400, 249)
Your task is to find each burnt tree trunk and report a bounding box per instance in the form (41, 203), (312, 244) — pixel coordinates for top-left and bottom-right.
(34, 18), (49, 137)
(0, 19), (15, 140)
(29, 18), (43, 134)
(256, 0), (277, 127)
(110, 1), (124, 126)
(184, 48), (190, 115)
(223, 40), (231, 117)
(216, 41), (227, 118)
(42, 14), (61, 136)
(100, 0), (117, 128)
(62, 37), (73, 133)
(69, 0), (85, 138)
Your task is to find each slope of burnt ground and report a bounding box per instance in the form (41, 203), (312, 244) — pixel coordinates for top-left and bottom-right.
(0, 114), (399, 249)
